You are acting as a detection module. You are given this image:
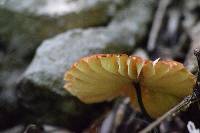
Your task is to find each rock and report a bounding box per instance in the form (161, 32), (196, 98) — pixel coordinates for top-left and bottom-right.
(0, 0), (125, 91)
(1, 0), (123, 17)
(133, 48), (149, 59)
(43, 125), (71, 133)
(1, 125), (24, 133)
(0, 69), (24, 130)
(17, 28), (134, 131)
(0, 0), (127, 93)
(20, 0), (155, 95)
(21, 28), (135, 95)
(17, 0), (155, 131)
(0, 0), (126, 129)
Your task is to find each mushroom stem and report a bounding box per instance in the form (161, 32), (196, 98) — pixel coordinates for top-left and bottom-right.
(133, 82), (154, 122)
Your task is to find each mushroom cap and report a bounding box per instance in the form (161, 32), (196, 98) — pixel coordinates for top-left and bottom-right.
(64, 54), (196, 118)
(140, 60), (196, 118)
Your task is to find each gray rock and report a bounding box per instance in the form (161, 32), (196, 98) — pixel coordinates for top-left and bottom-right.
(133, 48), (149, 59)
(18, 0), (155, 131)
(22, 28), (135, 95)
(21, 0), (155, 95)
(1, 125), (24, 133)
(0, 0), (123, 65)
(0, 0), (126, 127)
(0, 0), (125, 91)
(1, 0), (122, 17)
(43, 125), (71, 133)
(0, 69), (24, 130)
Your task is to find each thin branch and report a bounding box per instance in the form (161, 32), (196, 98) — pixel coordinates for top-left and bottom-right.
(193, 48), (200, 99)
(139, 96), (193, 133)
(147, 0), (171, 52)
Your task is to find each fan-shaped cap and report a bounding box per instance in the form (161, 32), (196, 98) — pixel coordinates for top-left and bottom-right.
(64, 54), (196, 118)
(140, 60), (196, 117)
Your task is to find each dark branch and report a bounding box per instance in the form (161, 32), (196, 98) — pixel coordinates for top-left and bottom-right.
(133, 82), (154, 122)
(193, 48), (200, 99)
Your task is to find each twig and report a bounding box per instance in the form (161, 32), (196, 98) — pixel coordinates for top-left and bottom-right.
(139, 96), (192, 133)
(192, 49), (200, 99)
(147, 0), (171, 52)
(184, 23), (200, 72)
(100, 98), (131, 133)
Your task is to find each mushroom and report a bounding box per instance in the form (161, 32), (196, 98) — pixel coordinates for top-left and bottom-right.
(64, 54), (196, 119)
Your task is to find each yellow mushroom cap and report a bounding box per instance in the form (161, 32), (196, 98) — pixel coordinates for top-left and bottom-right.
(64, 54), (196, 118)
(140, 60), (196, 118)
